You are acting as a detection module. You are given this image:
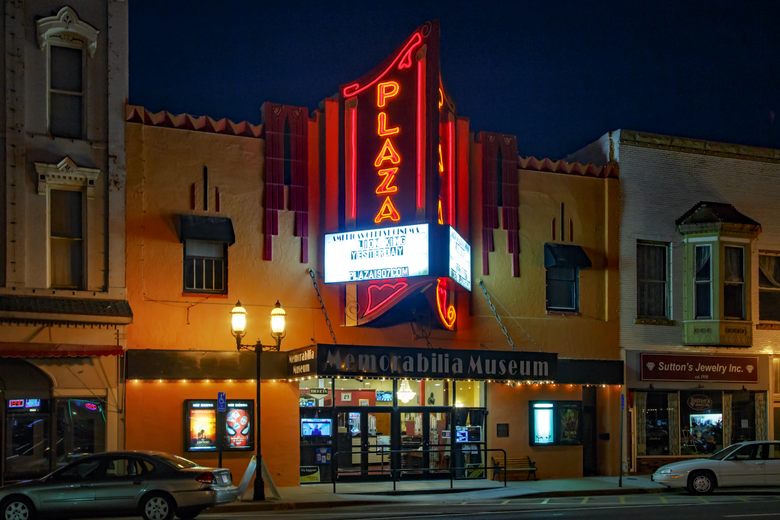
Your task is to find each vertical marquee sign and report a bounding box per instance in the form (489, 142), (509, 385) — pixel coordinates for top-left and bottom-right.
(328, 21), (470, 328)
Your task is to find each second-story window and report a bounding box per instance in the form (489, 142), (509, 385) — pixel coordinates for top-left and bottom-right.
(637, 241), (669, 319)
(724, 246), (745, 320)
(183, 240), (226, 294)
(546, 267), (578, 312)
(759, 253), (780, 322)
(50, 189), (84, 289)
(49, 45), (84, 139)
(695, 245), (712, 319)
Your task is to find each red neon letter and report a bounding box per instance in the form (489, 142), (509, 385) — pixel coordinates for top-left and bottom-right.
(377, 112), (400, 136)
(373, 138), (401, 167)
(436, 278), (456, 330)
(374, 196), (401, 223)
(377, 81), (400, 108)
(376, 168), (399, 194)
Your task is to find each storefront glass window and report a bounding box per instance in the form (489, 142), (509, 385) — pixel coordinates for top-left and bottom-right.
(680, 390), (722, 455)
(55, 398), (106, 466)
(300, 378), (334, 407)
(333, 378), (394, 407)
(773, 358), (780, 398)
(5, 399), (51, 478)
(729, 391), (756, 444)
(454, 381), (484, 408)
(644, 392), (671, 455)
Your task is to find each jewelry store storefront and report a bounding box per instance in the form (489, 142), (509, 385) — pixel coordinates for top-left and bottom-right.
(627, 352), (770, 474)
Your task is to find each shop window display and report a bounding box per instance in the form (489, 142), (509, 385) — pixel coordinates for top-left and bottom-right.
(55, 398), (106, 465)
(635, 390), (763, 457)
(680, 391), (722, 454)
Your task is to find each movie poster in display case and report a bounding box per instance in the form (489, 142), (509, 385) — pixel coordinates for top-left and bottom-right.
(185, 400), (217, 452)
(184, 399), (254, 452)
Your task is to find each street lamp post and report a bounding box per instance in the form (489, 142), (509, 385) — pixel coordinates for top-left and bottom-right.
(230, 300), (286, 501)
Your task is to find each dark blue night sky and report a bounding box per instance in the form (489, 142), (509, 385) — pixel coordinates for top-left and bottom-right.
(130, 0), (780, 160)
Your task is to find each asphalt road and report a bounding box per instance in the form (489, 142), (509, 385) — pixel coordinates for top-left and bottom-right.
(83, 493), (780, 520)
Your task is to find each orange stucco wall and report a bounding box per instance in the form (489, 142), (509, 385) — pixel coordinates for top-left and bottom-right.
(125, 380), (299, 486)
(488, 384), (622, 477)
(124, 107), (622, 483)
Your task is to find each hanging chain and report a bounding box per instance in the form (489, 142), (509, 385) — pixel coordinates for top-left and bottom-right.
(308, 268), (338, 344)
(479, 280), (516, 351)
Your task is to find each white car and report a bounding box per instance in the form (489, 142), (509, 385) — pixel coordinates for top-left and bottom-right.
(652, 441), (780, 494)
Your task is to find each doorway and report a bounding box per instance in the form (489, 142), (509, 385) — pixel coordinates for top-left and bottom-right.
(335, 409), (392, 479)
(332, 408), (453, 480)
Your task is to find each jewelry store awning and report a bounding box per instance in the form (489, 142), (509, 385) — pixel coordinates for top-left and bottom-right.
(0, 342), (124, 358)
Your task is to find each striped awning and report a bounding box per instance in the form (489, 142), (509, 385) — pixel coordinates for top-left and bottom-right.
(0, 342), (124, 358)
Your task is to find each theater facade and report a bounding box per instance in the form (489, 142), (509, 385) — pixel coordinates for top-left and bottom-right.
(122, 22), (622, 487)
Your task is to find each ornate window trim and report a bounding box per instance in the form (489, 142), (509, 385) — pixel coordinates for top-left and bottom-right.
(35, 156), (100, 198)
(36, 6), (99, 57)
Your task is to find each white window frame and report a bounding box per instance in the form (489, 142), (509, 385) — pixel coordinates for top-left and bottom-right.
(759, 252), (780, 323)
(724, 245), (745, 320)
(36, 6), (98, 139)
(35, 157), (100, 290)
(183, 240), (227, 294)
(47, 43), (86, 139)
(694, 244), (712, 319)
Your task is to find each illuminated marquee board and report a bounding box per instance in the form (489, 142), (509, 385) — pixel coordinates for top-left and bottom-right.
(324, 223), (471, 289)
(448, 227), (471, 291)
(324, 223), (430, 283)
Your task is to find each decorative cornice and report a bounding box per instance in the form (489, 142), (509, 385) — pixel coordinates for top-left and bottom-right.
(518, 156), (618, 179)
(126, 105), (263, 138)
(36, 6), (99, 57)
(619, 129), (780, 164)
(35, 156), (100, 198)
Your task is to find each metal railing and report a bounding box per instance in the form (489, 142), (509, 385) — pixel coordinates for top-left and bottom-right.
(330, 446), (507, 493)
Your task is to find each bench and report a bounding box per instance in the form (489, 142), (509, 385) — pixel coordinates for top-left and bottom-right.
(491, 455), (537, 481)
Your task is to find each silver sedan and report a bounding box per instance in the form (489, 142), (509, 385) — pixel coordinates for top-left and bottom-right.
(0, 450), (238, 520)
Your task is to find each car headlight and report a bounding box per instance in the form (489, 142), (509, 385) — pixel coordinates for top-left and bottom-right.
(656, 468), (675, 475)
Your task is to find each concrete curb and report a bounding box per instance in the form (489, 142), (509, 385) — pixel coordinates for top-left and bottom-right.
(212, 485), (669, 512)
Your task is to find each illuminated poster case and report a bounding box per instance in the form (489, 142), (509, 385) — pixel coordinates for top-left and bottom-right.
(529, 400), (582, 446)
(183, 399), (254, 452)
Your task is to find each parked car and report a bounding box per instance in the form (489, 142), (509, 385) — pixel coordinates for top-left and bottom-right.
(0, 450), (238, 520)
(652, 440), (780, 494)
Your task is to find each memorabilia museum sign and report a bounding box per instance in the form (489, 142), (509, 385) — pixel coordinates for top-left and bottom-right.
(288, 344), (556, 382)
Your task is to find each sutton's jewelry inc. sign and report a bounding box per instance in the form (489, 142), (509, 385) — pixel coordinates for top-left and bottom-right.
(288, 344), (556, 381)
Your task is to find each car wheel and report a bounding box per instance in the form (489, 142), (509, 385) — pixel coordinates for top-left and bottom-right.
(141, 492), (175, 520)
(1, 496), (36, 520)
(687, 470), (716, 494)
(177, 508), (203, 520)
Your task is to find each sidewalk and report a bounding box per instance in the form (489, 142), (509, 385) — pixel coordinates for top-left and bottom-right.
(216, 475), (668, 512)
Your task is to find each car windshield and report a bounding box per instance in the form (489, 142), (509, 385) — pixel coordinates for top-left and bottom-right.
(155, 453), (201, 469)
(709, 443), (744, 460)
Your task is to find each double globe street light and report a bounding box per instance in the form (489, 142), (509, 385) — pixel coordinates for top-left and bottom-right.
(230, 300), (286, 501)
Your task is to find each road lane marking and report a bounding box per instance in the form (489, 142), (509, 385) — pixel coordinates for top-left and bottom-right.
(724, 514), (780, 518)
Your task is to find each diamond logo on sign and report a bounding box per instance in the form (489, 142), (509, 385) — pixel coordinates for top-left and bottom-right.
(646, 362), (655, 371)
(746, 365), (754, 373)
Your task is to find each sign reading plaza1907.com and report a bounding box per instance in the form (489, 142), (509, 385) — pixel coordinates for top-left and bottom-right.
(324, 223), (430, 283)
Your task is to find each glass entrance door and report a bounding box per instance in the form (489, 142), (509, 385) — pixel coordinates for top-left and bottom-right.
(399, 409), (451, 477)
(335, 409), (391, 479)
